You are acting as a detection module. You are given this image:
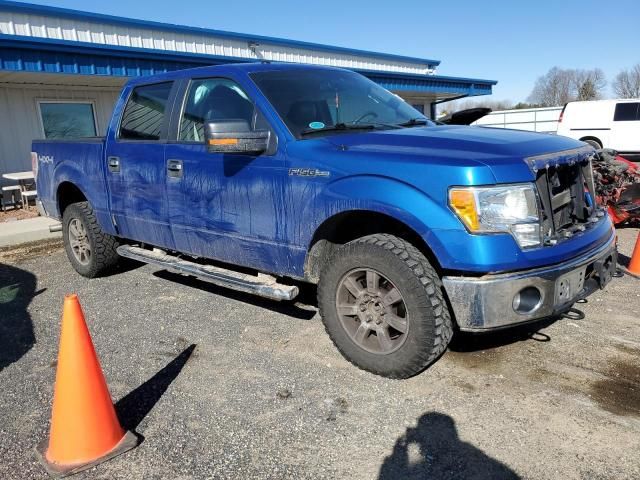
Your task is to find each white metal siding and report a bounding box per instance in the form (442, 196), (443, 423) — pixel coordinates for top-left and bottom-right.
(473, 107), (562, 134)
(0, 84), (120, 183)
(0, 11), (434, 75)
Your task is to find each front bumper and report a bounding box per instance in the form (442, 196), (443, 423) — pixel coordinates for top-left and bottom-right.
(442, 230), (617, 331)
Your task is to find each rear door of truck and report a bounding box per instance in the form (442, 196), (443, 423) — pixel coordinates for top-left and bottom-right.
(104, 81), (179, 249)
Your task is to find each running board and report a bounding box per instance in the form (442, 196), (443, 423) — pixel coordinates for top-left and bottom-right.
(116, 245), (298, 302)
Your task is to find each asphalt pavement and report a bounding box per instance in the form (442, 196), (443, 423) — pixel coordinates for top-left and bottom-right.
(0, 228), (639, 479)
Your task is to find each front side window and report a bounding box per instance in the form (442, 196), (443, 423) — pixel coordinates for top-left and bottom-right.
(613, 102), (640, 121)
(39, 102), (97, 138)
(179, 78), (255, 142)
(250, 69), (432, 138)
(119, 82), (173, 140)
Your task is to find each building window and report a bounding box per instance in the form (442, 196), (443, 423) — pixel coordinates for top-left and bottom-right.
(39, 102), (97, 138)
(119, 82), (173, 140)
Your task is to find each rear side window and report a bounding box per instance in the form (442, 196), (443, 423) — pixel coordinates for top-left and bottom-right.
(613, 102), (640, 121)
(119, 82), (173, 140)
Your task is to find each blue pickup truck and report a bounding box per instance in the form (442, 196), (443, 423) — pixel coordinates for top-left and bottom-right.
(34, 63), (617, 378)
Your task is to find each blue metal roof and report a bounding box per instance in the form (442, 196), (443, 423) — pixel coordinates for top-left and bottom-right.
(0, 34), (496, 97)
(0, 34), (251, 75)
(358, 68), (496, 96)
(0, 0), (440, 68)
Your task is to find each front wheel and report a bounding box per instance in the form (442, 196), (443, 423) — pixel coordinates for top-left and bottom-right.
(62, 201), (120, 278)
(317, 234), (453, 379)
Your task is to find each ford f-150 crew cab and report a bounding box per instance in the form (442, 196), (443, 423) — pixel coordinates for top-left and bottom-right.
(34, 63), (618, 378)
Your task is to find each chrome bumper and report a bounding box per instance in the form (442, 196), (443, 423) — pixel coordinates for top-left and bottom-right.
(442, 231), (618, 331)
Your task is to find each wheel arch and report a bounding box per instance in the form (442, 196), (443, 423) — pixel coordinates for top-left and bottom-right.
(579, 136), (603, 149)
(57, 181), (88, 217)
(304, 209), (443, 283)
(300, 174), (462, 283)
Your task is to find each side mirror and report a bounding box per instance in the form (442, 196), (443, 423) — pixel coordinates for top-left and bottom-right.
(205, 120), (269, 155)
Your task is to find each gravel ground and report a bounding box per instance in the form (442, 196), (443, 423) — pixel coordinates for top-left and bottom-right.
(0, 207), (39, 223)
(0, 228), (639, 480)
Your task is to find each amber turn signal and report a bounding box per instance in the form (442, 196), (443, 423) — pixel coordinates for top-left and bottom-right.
(208, 138), (238, 145)
(449, 188), (480, 231)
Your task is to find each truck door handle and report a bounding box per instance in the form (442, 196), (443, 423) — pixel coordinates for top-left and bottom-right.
(107, 156), (120, 173)
(167, 159), (183, 178)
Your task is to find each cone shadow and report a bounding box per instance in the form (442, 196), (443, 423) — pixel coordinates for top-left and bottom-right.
(618, 252), (631, 268)
(115, 344), (196, 432)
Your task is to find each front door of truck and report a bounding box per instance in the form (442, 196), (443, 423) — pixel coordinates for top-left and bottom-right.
(105, 81), (177, 249)
(164, 77), (290, 273)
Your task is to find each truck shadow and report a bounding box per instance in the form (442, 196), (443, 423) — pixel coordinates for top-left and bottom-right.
(100, 257), (146, 277)
(448, 317), (558, 353)
(0, 262), (41, 372)
(152, 270), (317, 321)
(378, 412), (520, 479)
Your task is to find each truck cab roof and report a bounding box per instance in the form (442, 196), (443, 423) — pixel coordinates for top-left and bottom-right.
(124, 62), (345, 87)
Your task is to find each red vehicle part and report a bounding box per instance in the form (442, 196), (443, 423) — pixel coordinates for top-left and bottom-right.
(592, 150), (640, 225)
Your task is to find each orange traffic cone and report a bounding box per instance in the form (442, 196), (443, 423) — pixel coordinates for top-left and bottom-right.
(35, 294), (137, 477)
(628, 232), (640, 277)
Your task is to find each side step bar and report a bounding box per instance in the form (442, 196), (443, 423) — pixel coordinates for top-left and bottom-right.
(116, 245), (299, 302)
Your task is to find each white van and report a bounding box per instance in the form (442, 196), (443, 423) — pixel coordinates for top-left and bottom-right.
(556, 99), (640, 160)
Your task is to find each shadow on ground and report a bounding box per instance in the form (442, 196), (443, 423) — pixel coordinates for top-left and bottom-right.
(378, 412), (520, 480)
(153, 270), (317, 321)
(101, 257), (145, 277)
(448, 317), (558, 353)
(618, 252), (631, 268)
(0, 262), (42, 372)
(116, 344), (196, 433)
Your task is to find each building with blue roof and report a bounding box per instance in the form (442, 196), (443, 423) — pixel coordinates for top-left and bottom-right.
(0, 0), (496, 176)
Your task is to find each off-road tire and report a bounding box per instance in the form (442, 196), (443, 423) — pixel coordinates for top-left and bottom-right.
(62, 201), (120, 278)
(317, 234), (453, 379)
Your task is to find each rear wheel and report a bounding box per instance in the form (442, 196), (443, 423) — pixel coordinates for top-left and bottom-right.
(582, 138), (602, 149)
(62, 201), (120, 278)
(317, 234), (453, 379)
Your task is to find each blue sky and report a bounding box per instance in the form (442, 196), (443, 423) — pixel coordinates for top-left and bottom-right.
(29, 0), (640, 102)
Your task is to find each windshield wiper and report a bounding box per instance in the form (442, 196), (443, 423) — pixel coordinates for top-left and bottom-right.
(300, 122), (375, 136)
(396, 118), (429, 128)
(354, 121), (405, 129)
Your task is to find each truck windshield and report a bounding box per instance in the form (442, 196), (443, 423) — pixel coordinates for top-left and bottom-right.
(250, 69), (433, 138)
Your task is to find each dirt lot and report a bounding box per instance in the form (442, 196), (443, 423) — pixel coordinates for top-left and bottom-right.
(0, 206), (39, 223)
(0, 229), (639, 479)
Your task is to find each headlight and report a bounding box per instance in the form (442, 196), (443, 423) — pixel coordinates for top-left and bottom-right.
(449, 184), (541, 248)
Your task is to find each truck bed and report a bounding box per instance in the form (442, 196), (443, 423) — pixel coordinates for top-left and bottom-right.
(33, 137), (107, 221)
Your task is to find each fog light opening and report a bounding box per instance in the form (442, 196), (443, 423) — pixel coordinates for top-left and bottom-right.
(513, 286), (542, 315)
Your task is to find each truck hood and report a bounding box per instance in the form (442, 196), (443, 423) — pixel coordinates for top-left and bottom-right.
(322, 125), (591, 182)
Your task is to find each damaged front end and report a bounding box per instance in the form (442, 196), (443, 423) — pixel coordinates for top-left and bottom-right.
(592, 149), (640, 226)
(525, 146), (606, 246)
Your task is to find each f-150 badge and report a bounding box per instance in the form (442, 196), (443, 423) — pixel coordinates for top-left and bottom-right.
(289, 168), (330, 177)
